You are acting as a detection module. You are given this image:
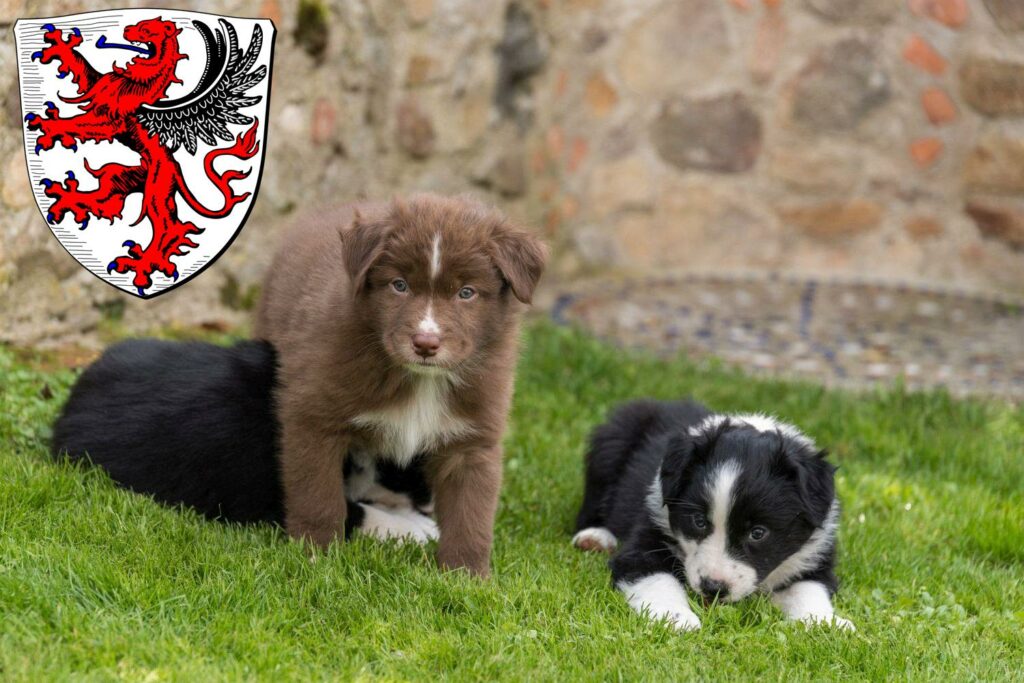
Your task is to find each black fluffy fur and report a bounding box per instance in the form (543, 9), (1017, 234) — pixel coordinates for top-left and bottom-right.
(51, 339), (429, 533)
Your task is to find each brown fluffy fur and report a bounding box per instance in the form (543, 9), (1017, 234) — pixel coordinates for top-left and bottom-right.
(254, 194), (546, 577)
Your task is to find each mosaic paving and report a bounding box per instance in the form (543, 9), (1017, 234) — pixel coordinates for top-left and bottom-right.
(551, 274), (1024, 401)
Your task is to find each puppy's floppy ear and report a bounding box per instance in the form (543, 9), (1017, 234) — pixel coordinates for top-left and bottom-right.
(772, 444), (837, 526)
(489, 221), (547, 304)
(660, 430), (713, 499)
(340, 209), (391, 296)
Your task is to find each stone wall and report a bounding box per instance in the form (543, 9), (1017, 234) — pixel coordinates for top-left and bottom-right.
(1, 0), (1023, 346)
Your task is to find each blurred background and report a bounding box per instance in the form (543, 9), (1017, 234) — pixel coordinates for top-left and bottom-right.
(1, 0), (1022, 398)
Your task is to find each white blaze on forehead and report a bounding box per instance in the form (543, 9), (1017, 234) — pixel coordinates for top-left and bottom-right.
(418, 302), (440, 334)
(675, 459), (758, 601)
(708, 460), (740, 542)
(429, 233), (441, 281)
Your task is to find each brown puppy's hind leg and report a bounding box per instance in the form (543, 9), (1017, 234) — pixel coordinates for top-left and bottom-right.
(279, 420), (349, 548)
(430, 445), (503, 578)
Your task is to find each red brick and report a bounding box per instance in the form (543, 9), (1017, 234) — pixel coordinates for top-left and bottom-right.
(530, 147), (547, 174)
(749, 11), (786, 83)
(561, 195), (580, 220)
(554, 69), (569, 98)
(584, 72), (617, 117)
(568, 137), (588, 172)
(260, 0), (282, 26)
(910, 138), (944, 167)
(921, 87), (958, 125)
(546, 126), (564, 159)
(310, 98), (336, 145)
(903, 35), (946, 75)
(908, 0), (969, 28)
(543, 207), (562, 236)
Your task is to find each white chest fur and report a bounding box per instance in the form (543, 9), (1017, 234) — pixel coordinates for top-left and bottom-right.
(351, 374), (473, 465)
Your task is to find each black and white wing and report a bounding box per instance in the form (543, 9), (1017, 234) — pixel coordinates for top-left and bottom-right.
(138, 19), (266, 155)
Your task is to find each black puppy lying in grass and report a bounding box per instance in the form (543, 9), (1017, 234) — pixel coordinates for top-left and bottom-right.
(573, 399), (853, 631)
(52, 339), (438, 543)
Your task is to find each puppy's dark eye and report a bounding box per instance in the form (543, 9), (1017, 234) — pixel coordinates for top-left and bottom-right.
(457, 286), (476, 300)
(391, 279), (409, 293)
(749, 526), (768, 542)
(692, 513), (708, 530)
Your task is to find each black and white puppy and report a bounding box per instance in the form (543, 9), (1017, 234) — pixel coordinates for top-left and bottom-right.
(52, 339), (438, 543)
(573, 399), (852, 631)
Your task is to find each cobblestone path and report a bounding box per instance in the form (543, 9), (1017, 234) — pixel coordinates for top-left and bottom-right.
(551, 274), (1024, 401)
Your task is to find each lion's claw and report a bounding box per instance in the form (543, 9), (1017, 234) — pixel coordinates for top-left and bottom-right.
(42, 23), (55, 32)
(46, 212), (55, 224)
(39, 178), (53, 188)
(107, 261), (118, 274)
(66, 170), (75, 180)
(31, 50), (43, 61)
(72, 27), (81, 37)
(78, 218), (89, 230)
(122, 240), (136, 248)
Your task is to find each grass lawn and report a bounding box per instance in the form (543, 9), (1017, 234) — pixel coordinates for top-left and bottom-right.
(1, 323), (1022, 681)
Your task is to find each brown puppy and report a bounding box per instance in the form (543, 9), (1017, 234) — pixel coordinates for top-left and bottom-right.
(254, 194), (546, 576)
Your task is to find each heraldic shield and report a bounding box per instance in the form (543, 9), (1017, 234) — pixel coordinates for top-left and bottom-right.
(14, 9), (275, 298)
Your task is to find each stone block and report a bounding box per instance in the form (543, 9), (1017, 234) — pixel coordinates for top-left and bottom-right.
(651, 93), (762, 174)
(618, 0), (728, 95)
(778, 199), (883, 238)
(791, 38), (890, 132)
(959, 56), (1024, 117)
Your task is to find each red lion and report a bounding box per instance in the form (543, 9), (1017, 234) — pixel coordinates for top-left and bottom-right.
(24, 18), (266, 295)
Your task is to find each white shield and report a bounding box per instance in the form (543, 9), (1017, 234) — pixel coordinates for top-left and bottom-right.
(14, 9), (275, 298)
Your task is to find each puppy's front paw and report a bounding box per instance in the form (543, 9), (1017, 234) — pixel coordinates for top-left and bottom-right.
(404, 509), (439, 542)
(798, 613), (855, 631)
(668, 610), (702, 632)
(358, 504), (437, 545)
(619, 573), (702, 633)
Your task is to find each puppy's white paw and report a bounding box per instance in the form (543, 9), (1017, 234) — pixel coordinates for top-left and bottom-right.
(798, 613), (855, 631)
(572, 527), (618, 553)
(358, 504), (438, 545)
(619, 573), (701, 633)
(401, 508), (439, 542)
(668, 610), (702, 632)
(832, 616), (855, 631)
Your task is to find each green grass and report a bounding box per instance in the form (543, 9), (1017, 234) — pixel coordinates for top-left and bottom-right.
(1, 324), (1022, 681)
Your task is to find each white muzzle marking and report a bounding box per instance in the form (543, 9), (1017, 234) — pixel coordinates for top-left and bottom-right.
(677, 460), (758, 602)
(418, 301), (440, 334)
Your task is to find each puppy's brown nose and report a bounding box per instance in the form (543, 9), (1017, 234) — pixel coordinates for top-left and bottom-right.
(412, 333), (441, 358)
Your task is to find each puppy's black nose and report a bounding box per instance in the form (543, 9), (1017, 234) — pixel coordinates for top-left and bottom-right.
(700, 578), (729, 598)
(412, 333), (441, 358)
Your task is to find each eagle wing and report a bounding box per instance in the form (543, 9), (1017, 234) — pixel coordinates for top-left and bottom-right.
(138, 19), (266, 155)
